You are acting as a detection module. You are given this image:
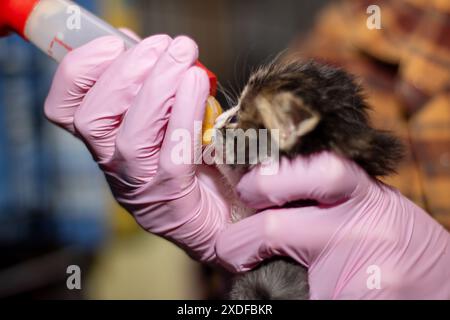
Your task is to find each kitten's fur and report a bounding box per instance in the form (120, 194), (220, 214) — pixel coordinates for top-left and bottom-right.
(214, 59), (404, 300)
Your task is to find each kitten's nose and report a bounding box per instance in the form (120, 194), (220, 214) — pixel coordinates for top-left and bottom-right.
(229, 114), (238, 123)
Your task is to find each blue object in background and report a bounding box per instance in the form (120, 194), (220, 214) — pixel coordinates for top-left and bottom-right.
(0, 35), (37, 243)
(0, 0), (109, 250)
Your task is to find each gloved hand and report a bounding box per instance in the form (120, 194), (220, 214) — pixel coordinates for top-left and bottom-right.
(216, 152), (450, 299)
(45, 33), (231, 263)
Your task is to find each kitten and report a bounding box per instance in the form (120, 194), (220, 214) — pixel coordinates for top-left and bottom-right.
(213, 59), (404, 300)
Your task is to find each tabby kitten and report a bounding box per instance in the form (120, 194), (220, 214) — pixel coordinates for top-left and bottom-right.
(213, 59), (404, 300)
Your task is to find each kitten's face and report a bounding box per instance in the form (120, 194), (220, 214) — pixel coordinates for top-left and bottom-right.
(213, 60), (326, 173)
(213, 59), (403, 178)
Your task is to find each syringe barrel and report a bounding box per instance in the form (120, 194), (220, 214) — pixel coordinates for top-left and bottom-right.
(22, 0), (217, 95)
(0, 0), (221, 130)
(24, 0), (138, 62)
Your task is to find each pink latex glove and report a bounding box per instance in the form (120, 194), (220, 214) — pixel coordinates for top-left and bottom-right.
(45, 33), (230, 263)
(216, 152), (450, 299)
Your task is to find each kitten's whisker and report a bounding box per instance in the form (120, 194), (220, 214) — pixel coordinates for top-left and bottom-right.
(218, 83), (239, 107)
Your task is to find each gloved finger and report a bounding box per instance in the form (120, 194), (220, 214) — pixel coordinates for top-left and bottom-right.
(118, 27), (142, 42)
(158, 66), (210, 178)
(116, 36), (198, 179)
(44, 36), (125, 134)
(215, 206), (331, 273)
(236, 152), (367, 210)
(73, 35), (172, 162)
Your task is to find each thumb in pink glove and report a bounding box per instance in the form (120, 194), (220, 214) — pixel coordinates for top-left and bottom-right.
(45, 34), (231, 263)
(216, 152), (450, 299)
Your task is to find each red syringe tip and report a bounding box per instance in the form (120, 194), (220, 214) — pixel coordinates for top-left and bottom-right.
(196, 61), (218, 97)
(0, 0), (40, 38)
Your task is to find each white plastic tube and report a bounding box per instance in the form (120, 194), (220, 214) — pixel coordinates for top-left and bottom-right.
(1, 0), (221, 141)
(24, 0), (137, 62)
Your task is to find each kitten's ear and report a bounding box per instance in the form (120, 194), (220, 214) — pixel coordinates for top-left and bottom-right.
(255, 92), (320, 151)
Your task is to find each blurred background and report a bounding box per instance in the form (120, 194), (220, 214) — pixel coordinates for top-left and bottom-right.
(0, 0), (448, 299)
